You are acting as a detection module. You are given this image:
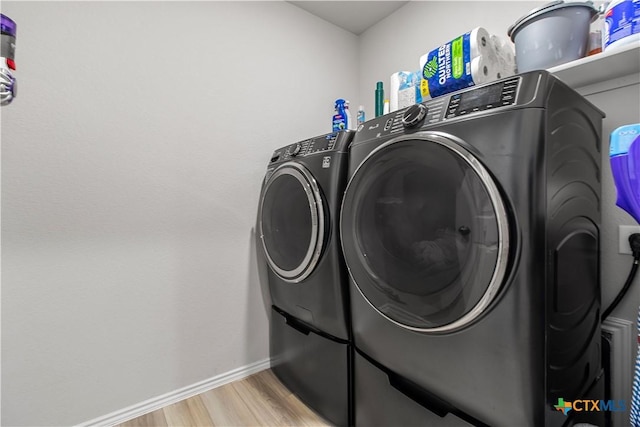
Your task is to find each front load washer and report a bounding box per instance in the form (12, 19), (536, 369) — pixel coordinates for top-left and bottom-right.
(340, 71), (605, 426)
(257, 130), (354, 426)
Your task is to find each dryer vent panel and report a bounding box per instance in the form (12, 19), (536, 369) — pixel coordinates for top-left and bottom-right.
(544, 81), (603, 408)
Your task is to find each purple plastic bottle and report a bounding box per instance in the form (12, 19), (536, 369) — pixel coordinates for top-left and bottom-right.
(0, 13), (17, 106)
(610, 124), (640, 224)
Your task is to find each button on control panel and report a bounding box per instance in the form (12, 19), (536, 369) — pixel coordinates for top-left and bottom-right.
(402, 103), (428, 128)
(384, 118), (394, 131)
(283, 140), (310, 160)
(290, 143), (302, 156)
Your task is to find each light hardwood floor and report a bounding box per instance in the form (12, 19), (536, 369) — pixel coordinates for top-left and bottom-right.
(117, 369), (333, 427)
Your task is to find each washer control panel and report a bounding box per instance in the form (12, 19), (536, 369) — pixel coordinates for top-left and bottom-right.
(446, 77), (519, 118)
(353, 76), (522, 143)
(269, 132), (342, 164)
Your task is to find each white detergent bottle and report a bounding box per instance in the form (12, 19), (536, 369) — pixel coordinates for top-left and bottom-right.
(604, 0), (640, 51)
(344, 100), (355, 130)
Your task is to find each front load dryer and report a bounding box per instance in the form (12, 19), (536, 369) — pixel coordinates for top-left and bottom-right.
(257, 130), (354, 426)
(340, 71), (605, 426)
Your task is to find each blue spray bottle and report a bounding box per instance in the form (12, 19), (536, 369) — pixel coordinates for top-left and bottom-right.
(610, 124), (640, 224)
(332, 99), (351, 132)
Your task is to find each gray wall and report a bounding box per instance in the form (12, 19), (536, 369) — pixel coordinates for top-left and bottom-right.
(588, 81), (640, 324)
(588, 78), (640, 416)
(0, 2), (358, 425)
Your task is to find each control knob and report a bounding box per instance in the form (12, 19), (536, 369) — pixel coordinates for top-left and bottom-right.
(290, 143), (301, 156)
(402, 103), (427, 128)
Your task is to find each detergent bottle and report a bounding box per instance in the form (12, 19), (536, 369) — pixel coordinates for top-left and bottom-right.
(610, 124), (640, 223)
(0, 13), (17, 106)
(332, 99), (353, 132)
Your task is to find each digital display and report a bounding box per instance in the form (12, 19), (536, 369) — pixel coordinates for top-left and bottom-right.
(309, 138), (330, 153)
(458, 83), (503, 111)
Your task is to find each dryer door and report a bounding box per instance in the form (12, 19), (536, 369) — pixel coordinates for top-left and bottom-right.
(341, 132), (510, 332)
(259, 162), (325, 283)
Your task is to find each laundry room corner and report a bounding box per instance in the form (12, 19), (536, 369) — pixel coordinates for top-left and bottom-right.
(3, 0), (638, 425)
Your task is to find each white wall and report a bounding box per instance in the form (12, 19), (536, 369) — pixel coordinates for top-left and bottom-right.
(0, 2), (358, 425)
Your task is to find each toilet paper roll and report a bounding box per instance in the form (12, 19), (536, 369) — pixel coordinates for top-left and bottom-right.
(418, 28), (513, 99)
(490, 35), (510, 59)
(499, 61), (516, 79)
(419, 27), (497, 98)
(490, 35), (516, 77)
(470, 27), (493, 58)
(418, 53), (502, 99)
(470, 55), (501, 85)
(419, 28), (495, 75)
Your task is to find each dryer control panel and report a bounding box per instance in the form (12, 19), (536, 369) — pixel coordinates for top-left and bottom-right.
(268, 131), (353, 165)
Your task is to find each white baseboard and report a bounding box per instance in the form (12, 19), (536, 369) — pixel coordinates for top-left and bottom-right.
(77, 358), (271, 427)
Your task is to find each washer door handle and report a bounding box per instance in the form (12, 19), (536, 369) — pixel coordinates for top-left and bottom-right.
(284, 315), (311, 336)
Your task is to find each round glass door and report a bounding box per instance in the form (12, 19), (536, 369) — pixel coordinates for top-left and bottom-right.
(259, 162), (325, 283)
(341, 132), (510, 332)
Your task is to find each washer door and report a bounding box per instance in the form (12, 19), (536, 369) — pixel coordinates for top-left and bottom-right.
(259, 162), (325, 283)
(341, 132), (510, 332)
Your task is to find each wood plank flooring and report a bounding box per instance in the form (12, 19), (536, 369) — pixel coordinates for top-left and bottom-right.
(118, 369), (333, 427)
